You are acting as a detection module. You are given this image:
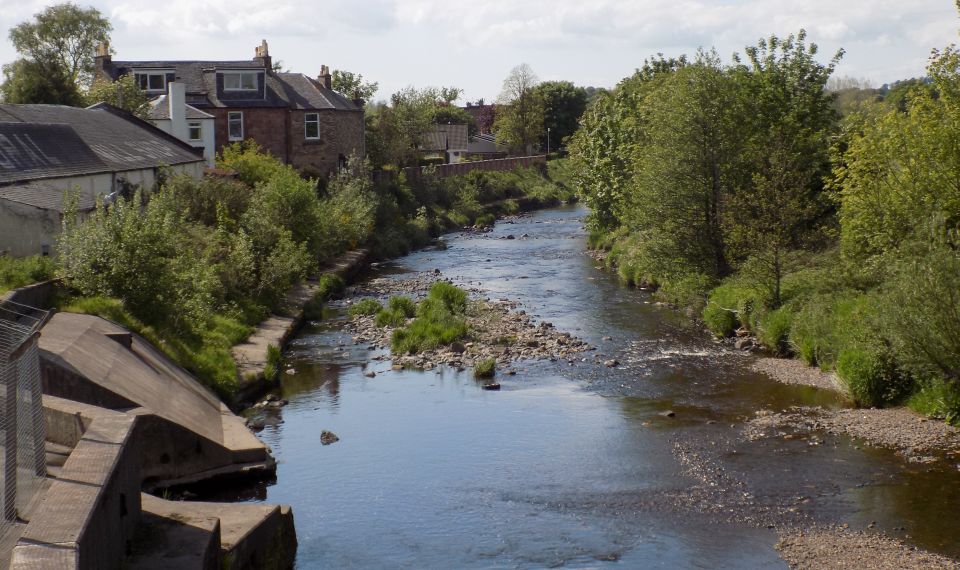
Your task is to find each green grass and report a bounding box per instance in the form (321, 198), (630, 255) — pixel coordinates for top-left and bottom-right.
(388, 295), (417, 318)
(375, 308), (408, 327)
(391, 283), (470, 354)
(0, 255), (57, 294)
(908, 380), (960, 425)
(317, 273), (346, 300)
(474, 358), (496, 379)
(264, 344), (282, 382)
(59, 295), (251, 399)
(349, 298), (383, 316)
(757, 308), (793, 355)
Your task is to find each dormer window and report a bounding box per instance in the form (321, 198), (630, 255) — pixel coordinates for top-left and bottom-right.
(134, 71), (169, 92)
(222, 71), (258, 91)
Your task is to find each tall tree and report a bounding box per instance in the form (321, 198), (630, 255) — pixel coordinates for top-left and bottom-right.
(8, 3), (112, 88)
(727, 31), (842, 306)
(1, 57), (82, 105)
(331, 69), (379, 103)
(494, 64), (545, 154)
(535, 80), (588, 149)
(83, 74), (151, 117)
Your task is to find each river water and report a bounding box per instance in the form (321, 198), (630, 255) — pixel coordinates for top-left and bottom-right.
(250, 206), (960, 568)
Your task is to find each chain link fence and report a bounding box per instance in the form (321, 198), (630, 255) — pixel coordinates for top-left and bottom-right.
(0, 301), (47, 540)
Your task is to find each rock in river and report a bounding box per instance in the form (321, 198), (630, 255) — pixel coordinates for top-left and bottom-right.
(321, 430), (340, 445)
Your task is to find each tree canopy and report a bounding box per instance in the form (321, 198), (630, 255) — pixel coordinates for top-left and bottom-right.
(332, 69), (379, 103)
(494, 64), (545, 154)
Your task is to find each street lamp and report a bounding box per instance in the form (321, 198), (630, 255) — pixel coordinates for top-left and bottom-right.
(546, 127), (551, 159)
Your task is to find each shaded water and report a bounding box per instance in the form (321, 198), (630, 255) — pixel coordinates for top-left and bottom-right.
(251, 206), (960, 568)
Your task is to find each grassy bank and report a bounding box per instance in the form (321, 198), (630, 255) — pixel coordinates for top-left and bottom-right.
(0, 255), (56, 296)
(47, 143), (572, 399)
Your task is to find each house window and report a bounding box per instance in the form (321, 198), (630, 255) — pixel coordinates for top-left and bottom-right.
(135, 72), (167, 91)
(305, 113), (320, 139)
(228, 112), (243, 141)
(222, 71), (258, 91)
(188, 122), (202, 141)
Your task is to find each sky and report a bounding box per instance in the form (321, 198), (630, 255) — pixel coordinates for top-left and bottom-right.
(0, 0), (958, 102)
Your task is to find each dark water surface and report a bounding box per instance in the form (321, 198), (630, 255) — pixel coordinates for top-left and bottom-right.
(251, 206), (960, 568)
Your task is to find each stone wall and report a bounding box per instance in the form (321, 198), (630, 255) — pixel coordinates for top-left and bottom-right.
(399, 154), (547, 181)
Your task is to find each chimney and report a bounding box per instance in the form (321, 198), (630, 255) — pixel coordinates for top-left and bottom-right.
(254, 39), (272, 72)
(94, 41), (112, 80)
(167, 81), (188, 142)
(319, 65), (332, 89)
(352, 89), (364, 109)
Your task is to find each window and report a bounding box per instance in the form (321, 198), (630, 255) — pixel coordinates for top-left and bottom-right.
(304, 113), (320, 139)
(222, 71), (258, 91)
(135, 72), (167, 91)
(228, 112), (243, 141)
(188, 122), (202, 141)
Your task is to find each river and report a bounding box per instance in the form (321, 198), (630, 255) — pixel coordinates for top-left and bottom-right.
(247, 206), (960, 568)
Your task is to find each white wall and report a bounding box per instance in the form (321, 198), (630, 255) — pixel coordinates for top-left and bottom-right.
(151, 117), (216, 166)
(0, 161), (204, 257)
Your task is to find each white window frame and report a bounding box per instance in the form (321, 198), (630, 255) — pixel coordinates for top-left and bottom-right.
(227, 112), (243, 141)
(188, 121), (202, 142)
(304, 113), (320, 140)
(222, 71), (258, 91)
(134, 71), (169, 92)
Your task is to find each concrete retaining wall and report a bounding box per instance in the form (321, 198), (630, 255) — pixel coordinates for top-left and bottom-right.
(0, 279), (60, 310)
(12, 414), (142, 570)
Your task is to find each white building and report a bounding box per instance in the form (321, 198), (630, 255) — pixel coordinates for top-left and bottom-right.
(0, 104), (205, 257)
(147, 82), (216, 166)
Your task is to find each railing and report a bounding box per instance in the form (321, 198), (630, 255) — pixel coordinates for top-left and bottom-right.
(0, 300), (48, 536)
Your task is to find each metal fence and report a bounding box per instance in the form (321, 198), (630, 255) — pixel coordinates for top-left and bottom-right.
(0, 301), (47, 535)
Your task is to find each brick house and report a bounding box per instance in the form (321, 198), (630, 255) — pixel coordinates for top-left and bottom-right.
(95, 41), (364, 175)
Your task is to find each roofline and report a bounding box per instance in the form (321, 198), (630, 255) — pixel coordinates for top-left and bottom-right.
(86, 102), (206, 160)
(0, 185), (97, 213)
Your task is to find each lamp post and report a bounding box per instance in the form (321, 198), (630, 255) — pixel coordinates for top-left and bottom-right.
(546, 127), (551, 160)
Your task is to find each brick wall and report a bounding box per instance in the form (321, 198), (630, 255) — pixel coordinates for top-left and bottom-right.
(288, 109), (365, 175)
(209, 108), (288, 162)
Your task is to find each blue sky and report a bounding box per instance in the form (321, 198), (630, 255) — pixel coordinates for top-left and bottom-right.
(0, 0), (957, 102)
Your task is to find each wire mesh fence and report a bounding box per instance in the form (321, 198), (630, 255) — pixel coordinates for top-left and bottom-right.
(0, 300), (47, 539)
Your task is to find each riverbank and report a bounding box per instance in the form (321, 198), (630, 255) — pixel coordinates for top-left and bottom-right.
(776, 527), (960, 569)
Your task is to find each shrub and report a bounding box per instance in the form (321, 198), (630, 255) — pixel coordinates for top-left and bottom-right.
(388, 296), (417, 318)
(0, 255), (57, 294)
(474, 213), (495, 227)
(349, 299), (382, 316)
(908, 379), (960, 425)
(303, 294), (325, 321)
(836, 343), (909, 408)
(474, 358), (496, 379)
(702, 283), (742, 337)
(757, 308), (793, 354)
(317, 274), (346, 301)
(391, 284), (470, 354)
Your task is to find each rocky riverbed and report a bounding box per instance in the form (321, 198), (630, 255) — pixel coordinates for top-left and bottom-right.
(342, 270), (594, 372)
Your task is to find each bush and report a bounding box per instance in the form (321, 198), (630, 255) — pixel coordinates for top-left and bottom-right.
(835, 345), (908, 407)
(0, 255), (56, 294)
(303, 294), (325, 321)
(317, 274), (346, 301)
(908, 379), (960, 425)
(349, 299), (382, 316)
(474, 213), (495, 227)
(757, 308), (793, 354)
(474, 358), (496, 379)
(388, 296), (417, 318)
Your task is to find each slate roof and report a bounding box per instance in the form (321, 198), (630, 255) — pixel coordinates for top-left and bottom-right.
(147, 96), (214, 120)
(422, 124), (470, 152)
(107, 60), (360, 111)
(0, 104), (203, 211)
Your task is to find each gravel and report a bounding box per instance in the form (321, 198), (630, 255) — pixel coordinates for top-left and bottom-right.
(777, 528), (960, 569)
(744, 406), (960, 462)
(752, 357), (843, 392)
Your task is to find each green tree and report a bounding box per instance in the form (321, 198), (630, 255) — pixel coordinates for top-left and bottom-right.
(431, 105), (478, 136)
(493, 63), (545, 154)
(535, 80), (588, 148)
(83, 74), (151, 117)
(332, 69), (379, 103)
(1, 58), (82, 104)
(727, 31), (842, 306)
(8, 3), (112, 88)
(567, 55), (686, 230)
(629, 52), (745, 280)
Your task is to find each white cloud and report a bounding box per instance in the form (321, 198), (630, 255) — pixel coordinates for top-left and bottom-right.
(0, 0), (956, 98)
